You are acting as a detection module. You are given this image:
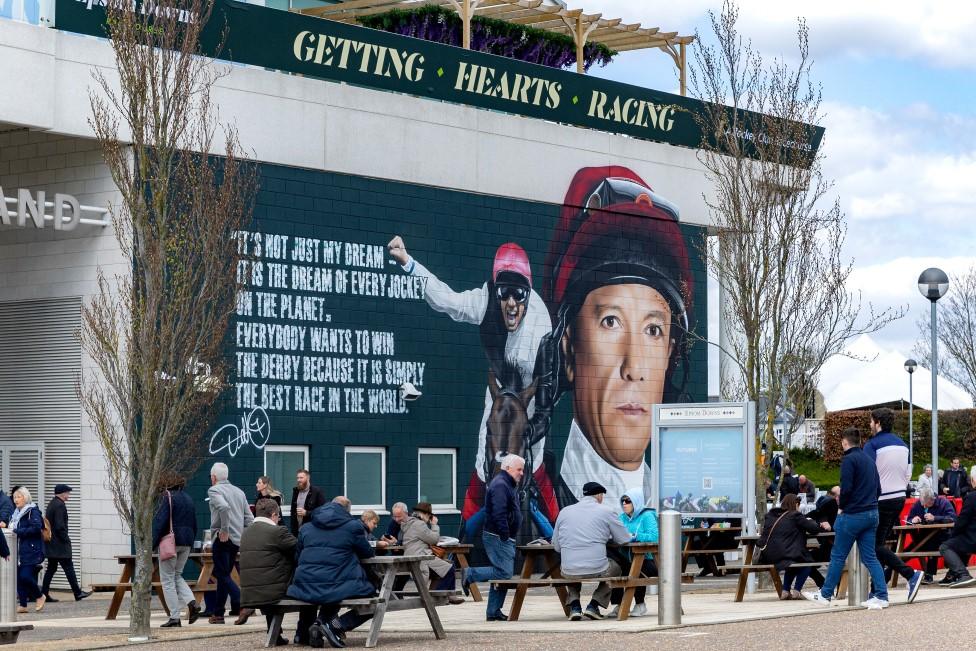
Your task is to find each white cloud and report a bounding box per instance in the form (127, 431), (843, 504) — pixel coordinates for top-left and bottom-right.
(583, 1), (976, 69)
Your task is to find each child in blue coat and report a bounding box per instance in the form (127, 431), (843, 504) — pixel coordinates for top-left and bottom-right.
(608, 487), (658, 618)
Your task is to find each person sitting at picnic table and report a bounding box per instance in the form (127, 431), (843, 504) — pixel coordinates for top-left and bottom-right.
(939, 466), (976, 589)
(906, 485), (957, 584)
(400, 502), (464, 601)
(238, 498), (297, 644)
(758, 494), (821, 599)
(807, 486), (839, 589)
(608, 487), (658, 618)
(384, 502), (408, 543)
(360, 510), (395, 550)
(797, 475), (817, 503)
(287, 496), (377, 648)
(779, 464), (800, 501)
(552, 481), (632, 621)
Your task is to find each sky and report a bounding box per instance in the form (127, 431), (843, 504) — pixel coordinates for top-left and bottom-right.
(583, 0), (976, 367)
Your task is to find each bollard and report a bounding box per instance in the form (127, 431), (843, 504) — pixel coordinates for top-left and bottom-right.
(1, 530), (16, 622)
(847, 543), (869, 605)
(657, 510), (682, 625)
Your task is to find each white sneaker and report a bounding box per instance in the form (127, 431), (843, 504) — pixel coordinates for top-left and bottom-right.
(607, 606), (620, 618)
(801, 591), (831, 607)
(861, 596), (889, 610)
(630, 603), (648, 617)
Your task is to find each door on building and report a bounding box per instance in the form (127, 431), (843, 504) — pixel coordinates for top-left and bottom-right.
(0, 443), (45, 502)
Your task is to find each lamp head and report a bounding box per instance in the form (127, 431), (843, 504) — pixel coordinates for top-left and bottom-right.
(904, 359), (917, 374)
(917, 268), (949, 302)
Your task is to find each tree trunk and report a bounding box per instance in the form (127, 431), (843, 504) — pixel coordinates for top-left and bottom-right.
(130, 513), (154, 637)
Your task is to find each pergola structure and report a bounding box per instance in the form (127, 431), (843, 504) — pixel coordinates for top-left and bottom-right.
(297, 0), (695, 95)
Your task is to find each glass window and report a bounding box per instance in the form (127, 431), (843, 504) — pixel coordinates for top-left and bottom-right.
(345, 447), (386, 511)
(418, 448), (456, 510)
(264, 445), (308, 516)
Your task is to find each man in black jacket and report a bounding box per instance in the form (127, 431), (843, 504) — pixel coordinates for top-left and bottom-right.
(942, 458), (969, 498)
(290, 469), (326, 537)
(942, 467), (976, 588)
(41, 484), (90, 602)
(462, 454), (524, 621)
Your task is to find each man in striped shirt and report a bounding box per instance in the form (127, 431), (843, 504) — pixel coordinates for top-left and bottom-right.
(863, 407), (924, 603)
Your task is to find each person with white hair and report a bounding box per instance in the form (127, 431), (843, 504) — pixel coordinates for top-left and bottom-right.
(11, 486), (46, 613)
(918, 464), (936, 493)
(462, 454), (525, 621)
(207, 462), (253, 624)
(940, 466), (976, 588)
(905, 485), (956, 584)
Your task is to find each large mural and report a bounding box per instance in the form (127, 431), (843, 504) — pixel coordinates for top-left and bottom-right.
(205, 163), (705, 546)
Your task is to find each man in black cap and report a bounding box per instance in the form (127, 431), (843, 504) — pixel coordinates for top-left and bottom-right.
(42, 484), (90, 601)
(551, 481), (631, 620)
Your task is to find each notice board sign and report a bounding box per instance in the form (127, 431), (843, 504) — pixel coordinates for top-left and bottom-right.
(651, 402), (755, 521)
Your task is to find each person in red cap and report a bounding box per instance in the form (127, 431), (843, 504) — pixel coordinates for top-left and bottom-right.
(387, 236), (559, 538)
(542, 167), (694, 509)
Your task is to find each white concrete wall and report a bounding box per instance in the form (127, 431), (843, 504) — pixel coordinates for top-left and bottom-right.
(0, 18), (717, 226)
(0, 129), (130, 585)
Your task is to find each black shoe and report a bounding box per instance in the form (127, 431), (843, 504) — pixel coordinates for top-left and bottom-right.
(950, 575), (976, 589)
(308, 622), (326, 648)
(584, 601), (604, 620)
(43, 594), (60, 603)
(75, 591), (92, 601)
(322, 621), (346, 648)
(187, 601), (200, 625)
(922, 575), (935, 585)
(275, 636), (289, 646)
(939, 574), (957, 586)
(486, 613), (508, 621)
(697, 567), (712, 578)
(160, 618), (182, 628)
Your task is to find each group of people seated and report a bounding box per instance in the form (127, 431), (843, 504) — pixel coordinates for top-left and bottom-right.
(238, 496), (464, 648)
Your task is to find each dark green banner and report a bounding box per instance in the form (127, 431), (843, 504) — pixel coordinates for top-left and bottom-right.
(55, 0), (823, 158)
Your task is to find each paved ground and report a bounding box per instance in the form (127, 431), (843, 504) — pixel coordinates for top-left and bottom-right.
(14, 579), (976, 651)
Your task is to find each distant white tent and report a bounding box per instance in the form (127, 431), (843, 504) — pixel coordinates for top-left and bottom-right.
(819, 334), (974, 412)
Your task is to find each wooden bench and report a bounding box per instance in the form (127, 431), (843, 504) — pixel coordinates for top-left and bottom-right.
(0, 623), (33, 646)
(889, 523), (954, 587)
(262, 555), (449, 648)
(681, 526), (742, 576)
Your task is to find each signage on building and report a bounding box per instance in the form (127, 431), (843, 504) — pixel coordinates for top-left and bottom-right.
(0, 186), (109, 230)
(53, 0), (823, 160)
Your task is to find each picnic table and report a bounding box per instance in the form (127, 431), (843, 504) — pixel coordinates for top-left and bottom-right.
(265, 554), (448, 648)
(496, 542), (672, 622)
(889, 522), (955, 587)
(381, 543), (481, 602)
(681, 526), (742, 576)
(101, 552), (239, 620)
(734, 532), (842, 602)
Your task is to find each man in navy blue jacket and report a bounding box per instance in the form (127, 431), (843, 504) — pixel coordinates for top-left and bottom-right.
(906, 486), (956, 583)
(462, 454), (524, 621)
(804, 427), (890, 608)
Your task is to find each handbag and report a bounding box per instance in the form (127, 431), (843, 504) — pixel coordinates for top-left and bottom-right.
(40, 510), (53, 543)
(158, 490), (177, 561)
(755, 511), (788, 562)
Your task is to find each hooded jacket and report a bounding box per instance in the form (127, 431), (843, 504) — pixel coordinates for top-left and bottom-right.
(618, 488), (659, 549)
(13, 503), (45, 566)
(287, 502), (376, 604)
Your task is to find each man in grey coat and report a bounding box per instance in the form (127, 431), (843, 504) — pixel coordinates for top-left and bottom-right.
(552, 481), (631, 620)
(208, 462), (254, 624)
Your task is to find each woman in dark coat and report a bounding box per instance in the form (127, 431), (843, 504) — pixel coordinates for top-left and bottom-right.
(287, 500), (376, 646)
(12, 487), (46, 612)
(151, 474), (199, 627)
(757, 494), (821, 599)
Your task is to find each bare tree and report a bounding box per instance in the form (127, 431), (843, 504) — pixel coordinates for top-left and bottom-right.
(689, 1), (902, 527)
(914, 266), (976, 402)
(78, 0), (257, 636)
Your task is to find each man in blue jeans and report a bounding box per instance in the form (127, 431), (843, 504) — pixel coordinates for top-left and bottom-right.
(463, 454), (524, 621)
(803, 427), (891, 609)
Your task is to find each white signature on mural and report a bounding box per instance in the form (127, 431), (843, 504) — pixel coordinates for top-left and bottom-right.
(208, 407), (271, 457)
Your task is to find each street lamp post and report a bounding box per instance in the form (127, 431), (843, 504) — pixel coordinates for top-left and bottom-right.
(918, 268), (950, 476)
(904, 359), (917, 467)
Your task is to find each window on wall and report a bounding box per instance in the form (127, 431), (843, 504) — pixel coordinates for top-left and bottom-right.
(418, 448), (456, 510)
(264, 445), (308, 516)
(345, 447), (386, 511)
